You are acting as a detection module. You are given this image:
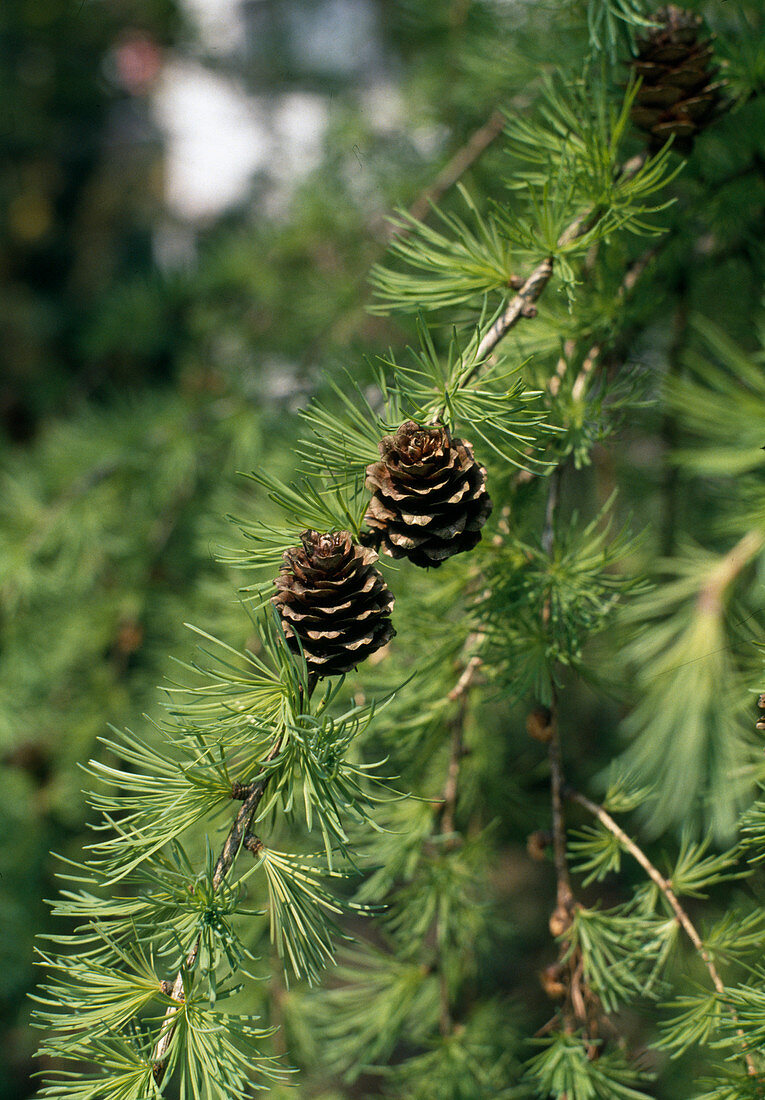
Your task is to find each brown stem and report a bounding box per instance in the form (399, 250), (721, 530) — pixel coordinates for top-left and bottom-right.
(432, 656), (483, 1036)
(540, 463), (575, 939)
(436, 693), (468, 1036)
(541, 462), (562, 558)
(440, 697), (467, 843)
(447, 652), (482, 703)
(548, 688), (573, 929)
(567, 789), (758, 1078)
(151, 732), (287, 1083)
(660, 280), (688, 557)
(470, 255), (554, 369)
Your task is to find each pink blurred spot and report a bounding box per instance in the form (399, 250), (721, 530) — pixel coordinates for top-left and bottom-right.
(113, 33), (163, 95)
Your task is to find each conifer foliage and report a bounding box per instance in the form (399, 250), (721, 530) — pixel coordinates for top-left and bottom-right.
(29, 1), (765, 1098)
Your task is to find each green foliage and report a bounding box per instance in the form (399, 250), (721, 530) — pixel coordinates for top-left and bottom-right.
(564, 904), (676, 1011)
(582, 0), (655, 59)
(378, 1003), (527, 1099)
(668, 318), (765, 479)
(11, 0), (765, 1097)
(370, 186), (517, 311)
(656, 990), (725, 1057)
(525, 1032), (654, 1099)
(480, 496), (642, 701)
(372, 73), (680, 312)
(299, 946), (442, 1079)
(617, 545), (762, 839)
(30, 611), (401, 1095)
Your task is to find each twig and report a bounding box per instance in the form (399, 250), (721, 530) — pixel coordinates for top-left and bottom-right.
(567, 788), (758, 1078)
(557, 243), (664, 402)
(541, 462), (562, 558)
(440, 646), (484, 834)
(547, 686), (574, 932)
(439, 697), (467, 843)
(659, 279), (688, 556)
(460, 153), (648, 394)
(447, 652), (483, 702)
(471, 256), (554, 368)
(149, 675), (318, 1088)
(151, 738), (283, 1081)
(434, 705), (466, 1037)
(432, 654), (484, 1034)
(539, 462), (575, 939)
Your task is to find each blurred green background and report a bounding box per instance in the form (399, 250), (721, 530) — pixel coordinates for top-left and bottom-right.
(2, 1), (764, 1097)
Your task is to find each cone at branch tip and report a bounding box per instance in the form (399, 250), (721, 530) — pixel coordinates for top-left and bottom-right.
(364, 420), (492, 569)
(629, 5), (725, 155)
(272, 529), (395, 677)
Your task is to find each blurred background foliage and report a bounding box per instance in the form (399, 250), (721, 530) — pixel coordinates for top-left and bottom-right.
(1, 0), (764, 1097)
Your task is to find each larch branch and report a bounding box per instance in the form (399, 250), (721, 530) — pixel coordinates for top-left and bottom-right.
(151, 734), (285, 1082)
(151, 670), (318, 1081)
(568, 788), (758, 1078)
(461, 152), (648, 391)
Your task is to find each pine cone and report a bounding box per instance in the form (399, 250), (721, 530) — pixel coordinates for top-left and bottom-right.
(630, 5), (725, 154)
(364, 420), (492, 568)
(272, 530), (395, 677)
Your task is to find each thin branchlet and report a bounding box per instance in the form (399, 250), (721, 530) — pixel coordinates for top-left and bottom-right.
(568, 788), (758, 1078)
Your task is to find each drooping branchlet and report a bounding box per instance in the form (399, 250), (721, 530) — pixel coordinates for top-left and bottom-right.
(364, 420), (492, 568)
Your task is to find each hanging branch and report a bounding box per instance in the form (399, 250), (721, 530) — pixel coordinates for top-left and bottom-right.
(697, 529), (765, 614)
(539, 464), (575, 938)
(151, 731), (290, 1083)
(433, 656), (482, 1035)
(567, 788), (758, 1078)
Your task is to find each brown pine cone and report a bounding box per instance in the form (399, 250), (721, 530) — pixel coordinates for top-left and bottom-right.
(364, 420), (492, 568)
(630, 5), (725, 154)
(272, 530), (395, 677)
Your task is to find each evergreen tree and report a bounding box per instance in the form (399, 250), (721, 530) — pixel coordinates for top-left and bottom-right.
(10, 0), (765, 1097)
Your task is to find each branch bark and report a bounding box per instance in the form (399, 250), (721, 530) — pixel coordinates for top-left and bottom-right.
(697, 529), (765, 616)
(541, 464), (575, 939)
(460, 153), (648, 392)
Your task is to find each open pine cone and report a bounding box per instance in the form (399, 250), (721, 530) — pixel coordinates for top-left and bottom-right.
(272, 530), (395, 676)
(364, 420), (492, 568)
(630, 5), (724, 154)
